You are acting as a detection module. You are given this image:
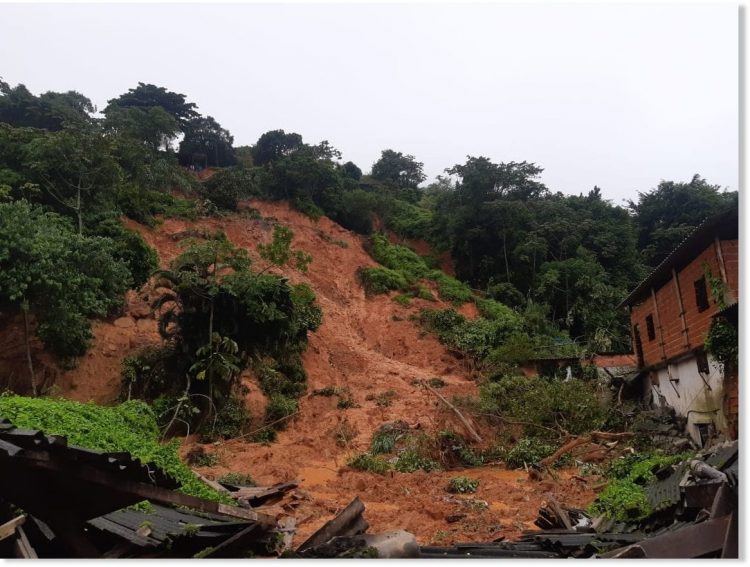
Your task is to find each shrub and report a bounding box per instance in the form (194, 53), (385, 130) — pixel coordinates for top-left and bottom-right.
(265, 394), (298, 428)
(502, 437), (555, 469)
(358, 266), (408, 295)
(368, 234), (430, 282)
(392, 294), (411, 307)
(478, 374), (608, 438)
(199, 396), (250, 441)
(416, 286), (436, 301)
(427, 377), (446, 388)
(394, 450), (441, 473)
(430, 272), (473, 304)
(448, 476), (479, 494)
(370, 421), (409, 454)
(348, 453), (391, 474)
(92, 218), (159, 288)
(438, 430), (483, 467)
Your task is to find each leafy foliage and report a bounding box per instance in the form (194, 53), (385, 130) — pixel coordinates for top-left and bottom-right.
(348, 453), (391, 475)
(589, 452), (692, 521)
(0, 201), (130, 361)
(447, 476), (479, 494)
(478, 373), (608, 438)
(0, 395), (230, 503)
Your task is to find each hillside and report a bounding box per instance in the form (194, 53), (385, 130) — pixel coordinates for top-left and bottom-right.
(17, 200), (597, 545)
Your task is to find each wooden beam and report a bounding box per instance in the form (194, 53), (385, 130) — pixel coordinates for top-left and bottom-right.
(0, 515), (25, 542)
(650, 288), (668, 362)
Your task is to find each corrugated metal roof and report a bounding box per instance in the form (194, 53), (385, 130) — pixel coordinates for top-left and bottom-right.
(619, 207), (738, 308)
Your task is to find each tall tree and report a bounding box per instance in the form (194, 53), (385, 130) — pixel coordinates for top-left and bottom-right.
(0, 201), (130, 392)
(629, 174), (737, 266)
(23, 124), (121, 233)
(253, 129), (304, 165)
(371, 149), (426, 189)
(0, 80), (94, 131)
(178, 115), (237, 168)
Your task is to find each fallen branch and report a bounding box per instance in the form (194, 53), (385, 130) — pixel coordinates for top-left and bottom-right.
(471, 411), (566, 437)
(423, 383), (482, 443)
(539, 431), (635, 468)
(215, 410), (302, 445)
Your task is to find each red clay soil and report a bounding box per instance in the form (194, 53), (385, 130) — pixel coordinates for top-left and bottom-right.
(2, 199), (601, 546)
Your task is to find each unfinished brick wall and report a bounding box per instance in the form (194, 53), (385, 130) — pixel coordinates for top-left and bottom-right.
(629, 239), (738, 368)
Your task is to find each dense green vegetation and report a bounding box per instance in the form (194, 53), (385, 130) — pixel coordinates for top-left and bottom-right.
(0, 395), (230, 502)
(128, 233), (321, 440)
(588, 452), (693, 521)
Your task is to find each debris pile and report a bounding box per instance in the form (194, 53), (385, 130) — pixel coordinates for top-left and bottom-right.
(0, 419), (282, 558)
(421, 440), (738, 559)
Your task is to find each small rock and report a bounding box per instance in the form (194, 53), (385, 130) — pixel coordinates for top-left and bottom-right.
(446, 513), (466, 523)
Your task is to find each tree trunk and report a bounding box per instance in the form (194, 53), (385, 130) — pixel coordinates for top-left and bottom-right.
(503, 231), (511, 282)
(76, 185), (82, 235)
(22, 303), (36, 397)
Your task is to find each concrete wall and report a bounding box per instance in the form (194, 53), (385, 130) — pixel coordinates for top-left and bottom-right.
(651, 354), (727, 445)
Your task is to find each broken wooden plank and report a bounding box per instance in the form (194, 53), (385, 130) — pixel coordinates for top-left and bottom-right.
(192, 469), (231, 495)
(0, 515), (26, 542)
(546, 497), (573, 531)
(297, 496), (368, 552)
(14, 525), (38, 559)
(193, 524), (262, 558)
(234, 482), (299, 507)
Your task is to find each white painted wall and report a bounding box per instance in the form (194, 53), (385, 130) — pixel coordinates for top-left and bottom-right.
(650, 355), (727, 445)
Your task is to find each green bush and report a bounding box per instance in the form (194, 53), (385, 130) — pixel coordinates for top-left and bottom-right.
(91, 218), (158, 288)
(479, 374), (608, 438)
(369, 421), (409, 454)
(199, 397), (250, 441)
(430, 272), (474, 304)
(348, 453), (391, 474)
(394, 449), (441, 473)
(447, 476), (479, 494)
(265, 394), (298, 428)
(502, 437), (555, 469)
(0, 395), (231, 503)
(359, 266), (408, 295)
(368, 234), (430, 282)
(392, 294), (411, 306)
(416, 286), (436, 301)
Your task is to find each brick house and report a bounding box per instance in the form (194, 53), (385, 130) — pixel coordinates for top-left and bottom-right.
(620, 208), (738, 446)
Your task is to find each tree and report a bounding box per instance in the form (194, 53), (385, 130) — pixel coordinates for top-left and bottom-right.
(178, 115), (237, 168)
(23, 124), (121, 234)
(629, 175), (737, 266)
(106, 82), (198, 128)
(0, 80), (94, 130)
(342, 161), (362, 181)
(446, 156), (547, 204)
(0, 201), (130, 392)
(103, 105), (179, 151)
(253, 129), (304, 165)
(371, 149), (426, 189)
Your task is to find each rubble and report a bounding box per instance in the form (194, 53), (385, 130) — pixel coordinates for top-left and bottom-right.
(421, 439), (738, 559)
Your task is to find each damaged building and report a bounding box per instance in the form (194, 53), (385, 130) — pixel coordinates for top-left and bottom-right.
(620, 207), (738, 446)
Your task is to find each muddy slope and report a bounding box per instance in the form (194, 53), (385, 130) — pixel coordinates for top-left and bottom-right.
(12, 200), (598, 545)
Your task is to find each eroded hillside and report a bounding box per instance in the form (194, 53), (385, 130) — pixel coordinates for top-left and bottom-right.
(33, 200), (597, 545)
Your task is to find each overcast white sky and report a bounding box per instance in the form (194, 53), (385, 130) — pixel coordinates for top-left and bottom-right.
(0, 2), (738, 203)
